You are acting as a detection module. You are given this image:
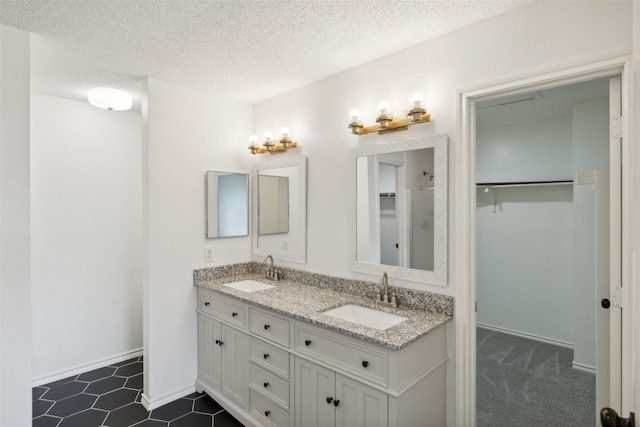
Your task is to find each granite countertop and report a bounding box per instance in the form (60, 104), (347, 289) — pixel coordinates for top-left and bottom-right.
(195, 273), (451, 350)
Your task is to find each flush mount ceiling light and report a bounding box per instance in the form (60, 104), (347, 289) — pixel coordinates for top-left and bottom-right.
(87, 87), (132, 111)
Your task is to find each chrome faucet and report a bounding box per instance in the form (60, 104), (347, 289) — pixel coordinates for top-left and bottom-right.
(264, 255), (281, 281)
(375, 271), (397, 308)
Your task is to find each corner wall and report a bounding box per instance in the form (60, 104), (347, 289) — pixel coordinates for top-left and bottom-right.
(142, 78), (252, 408)
(0, 24), (32, 426)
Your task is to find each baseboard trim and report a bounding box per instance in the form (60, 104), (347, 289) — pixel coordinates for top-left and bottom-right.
(32, 348), (143, 387)
(477, 323), (573, 349)
(571, 361), (596, 374)
(141, 384), (196, 411)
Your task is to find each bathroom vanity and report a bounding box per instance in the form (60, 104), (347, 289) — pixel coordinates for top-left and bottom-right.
(195, 269), (451, 427)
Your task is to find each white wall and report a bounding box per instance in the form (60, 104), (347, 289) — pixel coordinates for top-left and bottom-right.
(30, 93), (143, 383)
(476, 116), (575, 344)
(250, 2), (632, 423)
(142, 78), (252, 408)
(0, 25), (32, 426)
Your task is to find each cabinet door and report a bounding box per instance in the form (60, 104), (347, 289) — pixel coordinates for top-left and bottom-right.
(198, 315), (221, 390)
(295, 357), (336, 427)
(335, 374), (388, 427)
(221, 325), (248, 409)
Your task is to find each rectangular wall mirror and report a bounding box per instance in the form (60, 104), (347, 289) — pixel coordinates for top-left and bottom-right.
(349, 133), (448, 285)
(252, 156), (307, 263)
(206, 171), (249, 239)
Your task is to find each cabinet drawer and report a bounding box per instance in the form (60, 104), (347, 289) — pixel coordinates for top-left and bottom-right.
(250, 338), (290, 379)
(249, 364), (290, 409)
(199, 290), (246, 329)
(249, 308), (290, 347)
(250, 389), (290, 427)
(295, 323), (388, 387)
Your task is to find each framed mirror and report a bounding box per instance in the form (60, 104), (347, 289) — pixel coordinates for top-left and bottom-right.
(206, 171), (249, 238)
(349, 133), (448, 285)
(252, 156), (307, 263)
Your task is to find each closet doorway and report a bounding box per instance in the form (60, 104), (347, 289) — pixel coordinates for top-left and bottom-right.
(474, 75), (620, 426)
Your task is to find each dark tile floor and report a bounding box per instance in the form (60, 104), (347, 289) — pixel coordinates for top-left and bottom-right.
(32, 356), (244, 427)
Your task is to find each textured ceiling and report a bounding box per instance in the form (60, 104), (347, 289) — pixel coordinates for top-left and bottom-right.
(1, 0), (532, 107)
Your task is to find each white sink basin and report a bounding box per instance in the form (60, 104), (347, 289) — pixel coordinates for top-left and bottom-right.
(322, 304), (407, 331)
(224, 280), (275, 293)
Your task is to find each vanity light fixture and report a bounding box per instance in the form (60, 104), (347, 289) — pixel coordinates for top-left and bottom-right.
(248, 127), (299, 155)
(87, 87), (132, 111)
(348, 92), (431, 135)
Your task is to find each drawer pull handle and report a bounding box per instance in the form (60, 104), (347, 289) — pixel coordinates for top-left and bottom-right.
(333, 399), (340, 407)
(264, 410), (271, 417)
(263, 382), (269, 388)
(263, 353), (270, 359)
(232, 312), (238, 317)
(326, 397), (333, 404)
(305, 340), (312, 347)
(264, 324), (270, 330)
(204, 302), (210, 306)
(362, 360), (369, 368)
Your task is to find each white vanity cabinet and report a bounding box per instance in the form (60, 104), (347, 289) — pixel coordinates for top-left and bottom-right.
(295, 357), (387, 427)
(197, 292), (249, 409)
(196, 287), (448, 427)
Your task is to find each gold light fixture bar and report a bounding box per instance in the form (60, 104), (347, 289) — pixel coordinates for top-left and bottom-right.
(348, 92), (431, 135)
(350, 112), (431, 135)
(248, 128), (299, 155)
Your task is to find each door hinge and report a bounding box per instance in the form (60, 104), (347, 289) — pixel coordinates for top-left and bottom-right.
(611, 116), (624, 138)
(611, 285), (623, 309)
(475, 301), (477, 312)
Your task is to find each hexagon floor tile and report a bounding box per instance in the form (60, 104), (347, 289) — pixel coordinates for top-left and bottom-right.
(32, 356), (244, 427)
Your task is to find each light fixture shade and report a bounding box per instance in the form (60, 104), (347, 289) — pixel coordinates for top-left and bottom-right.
(87, 87), (132, 111)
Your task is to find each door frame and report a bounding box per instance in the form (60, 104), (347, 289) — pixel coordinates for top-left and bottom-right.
(455, 55), (635, 426)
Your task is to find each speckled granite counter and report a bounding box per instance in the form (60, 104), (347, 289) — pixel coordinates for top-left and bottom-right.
(194, 263), (452, 350)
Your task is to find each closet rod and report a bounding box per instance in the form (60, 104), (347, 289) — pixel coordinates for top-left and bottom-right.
(476, 180), (573, 187)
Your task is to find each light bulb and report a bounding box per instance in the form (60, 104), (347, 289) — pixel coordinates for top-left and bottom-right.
(411, 92), (424, 107)
(349, 108), (361, 122)
(264, 131), (272, 142)
(377, 100), (390, 115)
(249, 135), (258, 145)
(280, 127), (290, 138)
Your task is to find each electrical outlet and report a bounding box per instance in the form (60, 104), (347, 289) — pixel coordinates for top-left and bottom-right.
(282, 239), (288, 252)
(204, 247), (214, 262)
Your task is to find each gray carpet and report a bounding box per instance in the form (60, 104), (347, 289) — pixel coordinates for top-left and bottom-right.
(476, 327), (596, 427)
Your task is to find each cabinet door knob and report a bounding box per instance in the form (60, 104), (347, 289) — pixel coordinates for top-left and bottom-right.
(305, 339), (312, 347)
(263, 382), (269, 388)
(215, 339), (220, 344)
(232, 312), (238, 317)
(362, 360), (369, 368)
(264, 324), (270, 330)
(333, 399), (340, 407)
(264, 410), (271, 417)
(326, 397), (333, 404)
(263, 353), (270, 359)
(204, 301), (210, 306)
